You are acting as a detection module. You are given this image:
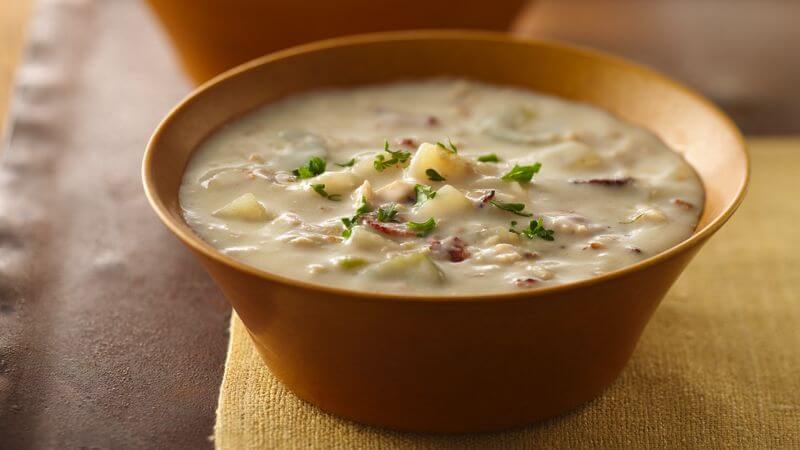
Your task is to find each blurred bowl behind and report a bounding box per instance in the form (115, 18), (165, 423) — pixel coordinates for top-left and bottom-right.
(146, 0), (531, 83)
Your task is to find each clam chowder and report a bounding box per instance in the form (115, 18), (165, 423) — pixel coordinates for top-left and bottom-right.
(179, 80), (703, 295)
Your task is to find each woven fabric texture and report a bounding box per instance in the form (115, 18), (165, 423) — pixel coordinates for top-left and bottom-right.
(214, 140), (800, 449)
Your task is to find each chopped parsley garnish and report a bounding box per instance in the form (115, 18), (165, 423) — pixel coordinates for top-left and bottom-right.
(620, 210), (646, 224)
(292, 156), (326, 179)
(489, 200), (532, 217)
(335, 256), (368, 270)
(414, 184), (437, 206)
(341, 195), (371, 237)
(373, 141), (411, 172)
(335, 158), (356, 168)
(510, 218), (555, 241)
(501, 163), (542, 183)
(436, 139), (458, 154)
(311, 184), (341, 201)
(407, 218), (436, 237)
(477, 153), (500, 163)
(377, 204), (398, 222)
(425, 168), (446, 182)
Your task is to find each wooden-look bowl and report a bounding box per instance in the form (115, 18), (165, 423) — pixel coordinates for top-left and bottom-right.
(142, 31), (748, 433)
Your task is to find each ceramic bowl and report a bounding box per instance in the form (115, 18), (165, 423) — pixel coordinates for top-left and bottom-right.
(145, 0), (531, 83)
(142, 31), (748, 433)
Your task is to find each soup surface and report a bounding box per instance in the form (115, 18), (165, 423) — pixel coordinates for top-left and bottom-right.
(179, 80), (703, 295)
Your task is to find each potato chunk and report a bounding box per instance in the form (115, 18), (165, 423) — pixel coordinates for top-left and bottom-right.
(352, 180), (376, 206)
(412, 184), (473, 221)
(375, 180), (415, 203)
(406, 142), (472, 182)
(345, 225), (399, 251)
(367, 252), (445, 285)
(308, 171), (361, 196)
(352, 151), (407, 181)
(213, 193), (271, 221)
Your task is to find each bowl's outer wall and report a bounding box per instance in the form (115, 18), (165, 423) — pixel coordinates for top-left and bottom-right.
(193, 241), (705, 432)
(144, 34), (747, 432)
(145, 0), (530, 83)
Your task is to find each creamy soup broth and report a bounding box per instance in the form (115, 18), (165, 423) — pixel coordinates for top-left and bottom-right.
(179, 80), (703, 295)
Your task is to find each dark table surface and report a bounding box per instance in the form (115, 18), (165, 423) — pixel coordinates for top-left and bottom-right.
(0, 1), (798, 449)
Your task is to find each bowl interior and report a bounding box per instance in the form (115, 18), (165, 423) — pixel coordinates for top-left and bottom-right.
(144, 31), (747, 290)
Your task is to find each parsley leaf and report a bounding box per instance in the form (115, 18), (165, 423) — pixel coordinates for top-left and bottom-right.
(341, 195), (372, 237)
(501, 163), (542, 183)
(436, 139), (458, 154)
(510, 218), (555, 241)
(425, 168), (446, 182)
(374, 141), (411, 172)
(414, 184), (437, 206)
(334, 256), (368, 270)
(477, 153), (500, 163)
(311, 184), (341, 201)
(620, 210), (646, 224)
(489, 200), (532, 217)
(335, 158), (356, 168)
(407, 218), (436, 237)
(377, 204), (398, 222)
(292, 156), (326, 179)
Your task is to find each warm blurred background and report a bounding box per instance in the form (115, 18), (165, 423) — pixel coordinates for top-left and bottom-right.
(515, 0), (800, 134)
(3, 0), (798, 136)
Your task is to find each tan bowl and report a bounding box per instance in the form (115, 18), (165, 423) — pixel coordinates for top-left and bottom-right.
(145, 0), (530, 83)
(142, 31), (748, 433)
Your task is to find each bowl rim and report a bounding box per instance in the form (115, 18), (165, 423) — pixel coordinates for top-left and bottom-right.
(142, 29), (749, 303)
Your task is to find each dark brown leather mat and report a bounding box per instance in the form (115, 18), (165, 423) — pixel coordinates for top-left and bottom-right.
(0, 1), (229, 448)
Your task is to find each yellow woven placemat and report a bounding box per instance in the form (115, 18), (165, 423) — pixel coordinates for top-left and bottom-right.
(214, 138), (800, 449)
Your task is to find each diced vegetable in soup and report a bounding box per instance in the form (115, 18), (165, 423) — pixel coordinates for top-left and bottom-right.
(179, 80), (703, 295)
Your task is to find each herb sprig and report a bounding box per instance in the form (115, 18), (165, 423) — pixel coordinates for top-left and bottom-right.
(292, 156), (326, 179)
(407, 218), (437, 237)
(377, 204), (398, 222)
(620, 211), (646, 224)
(501, 163), (542, 183)
(414, 184), (437, 206)
(436, 139), (458, 154)
(489, 200), (532, 217)
(341, 196), (371, 237)
(374, 141), (411, 172)
(335, 158), (356, 168)
(510, 218), (555, 241)
(477, 153), (500, 163)
(311, 184), (341, 201)
(425, 168), (446, 182)
(292, 156), (325, 179)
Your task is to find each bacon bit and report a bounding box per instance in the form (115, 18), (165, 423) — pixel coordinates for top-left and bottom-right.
(672, 198), (695, 209)
(627, 246), (642, 254)
(478, 190), (496, 208)
(429, 236), (470, 262)
(513, 277), (538, 288)
(523, 251), (538, 259)
(571, 177), (633, 186)
(363, 217), (416, 237)
(583, 241), (605, 250)
(426, 116), (440, 126)
(397, 137), (418, 148)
